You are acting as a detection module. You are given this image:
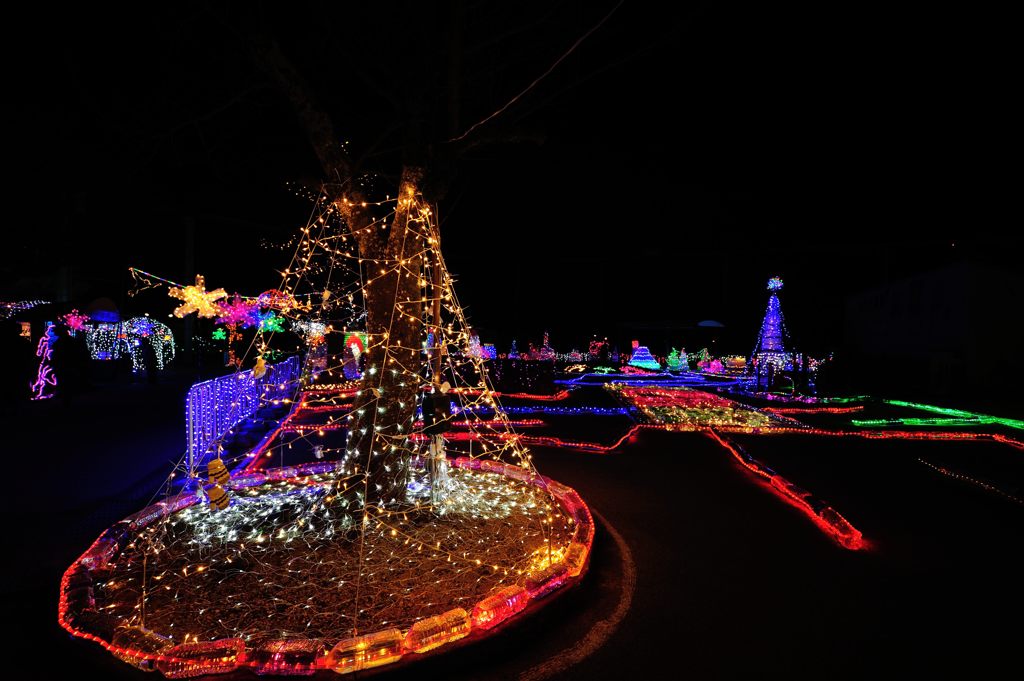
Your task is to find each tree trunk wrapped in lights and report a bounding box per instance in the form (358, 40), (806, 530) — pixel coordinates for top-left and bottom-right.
(339, 167), (426, 506)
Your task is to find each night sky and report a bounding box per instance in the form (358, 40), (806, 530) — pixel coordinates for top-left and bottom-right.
(5, 3), (1017, 355)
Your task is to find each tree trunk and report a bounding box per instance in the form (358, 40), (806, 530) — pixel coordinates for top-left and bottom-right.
(251, 36), (428, 507)
(342, 166), (426, 507)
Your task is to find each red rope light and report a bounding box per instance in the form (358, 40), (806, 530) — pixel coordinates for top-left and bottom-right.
(705, 431), (865, 551)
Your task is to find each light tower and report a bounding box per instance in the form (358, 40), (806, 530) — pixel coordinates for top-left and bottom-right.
(752, 276), (790, 374)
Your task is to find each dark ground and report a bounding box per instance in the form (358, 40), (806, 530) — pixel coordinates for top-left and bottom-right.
(5, 373), (1023, 680)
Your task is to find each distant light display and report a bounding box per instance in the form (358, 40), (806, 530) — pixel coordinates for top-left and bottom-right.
(86, 317), (175, 371)
(627, 346), (661, 371)
(725, 356), (747, 370)
(534, 332), (555, 361)
(466, 333), (482, 358)
(666, 348), (686, 371)
(62, 309), (90, 332)
(609, 384), (777, 430)
(1, 299), (48, 319)
(753, 277), (790, 372)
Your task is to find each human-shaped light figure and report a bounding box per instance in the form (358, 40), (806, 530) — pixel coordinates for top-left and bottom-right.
(30, 323), (58, 400)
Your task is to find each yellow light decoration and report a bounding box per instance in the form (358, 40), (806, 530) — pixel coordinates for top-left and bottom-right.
(403, 608), (471, 653)
(110, 626), (171, 671)
(206, 484), (229, 511)
(252, 356), (268, 378)
(168, 275), (227, 318)
(471, 584), (529, 630)
(155, 638), (245, 679)
(207, 459), (230, 486)
(326, 628), (404, 673)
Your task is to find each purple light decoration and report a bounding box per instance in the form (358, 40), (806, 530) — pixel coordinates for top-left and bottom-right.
(125, 317), (156, 336)
(753, 276), (789, 370)
(757, 295), (786, 353)
(30, 323), (58, 400)
(535, 332), (556, 361)
(216, 295), (259, 328)
(62, 309), (90, 332)
(482, 343), (497, 360)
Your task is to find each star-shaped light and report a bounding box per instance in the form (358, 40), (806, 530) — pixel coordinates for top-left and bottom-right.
(62, 309), (90, 331)
(257, 310), (286, 333)
(216, 294), (259, 328)
(169, 275), (227, 318)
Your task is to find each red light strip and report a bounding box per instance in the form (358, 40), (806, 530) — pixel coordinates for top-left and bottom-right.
(282, 424), (346, 433)
(516, 426), (641, 453)
(916, 457), (1024, 506)
(302, 388), (359, 397)
(451, 388), (572, 401)
(649, 423), (1024, 450)
(298, 403), (353, 412)
(741, 426), (1024, 450)
(408, 425), (642, 453)
(413, 419), (545, 429)
(705, 430), (865, 550)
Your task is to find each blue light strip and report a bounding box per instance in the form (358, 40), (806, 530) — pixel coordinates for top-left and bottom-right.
(555, 372), (752, 388)
(186, 356), (302, 473)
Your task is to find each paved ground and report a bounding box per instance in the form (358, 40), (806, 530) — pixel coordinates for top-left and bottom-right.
(7, 373), (1023, 679)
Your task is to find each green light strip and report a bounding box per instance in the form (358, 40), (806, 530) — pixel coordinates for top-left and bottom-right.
(881, 400), (1024, 430)
(854, 415), (1024, 431)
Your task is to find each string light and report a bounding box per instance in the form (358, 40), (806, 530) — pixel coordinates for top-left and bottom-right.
(0, 299), (48, 318)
